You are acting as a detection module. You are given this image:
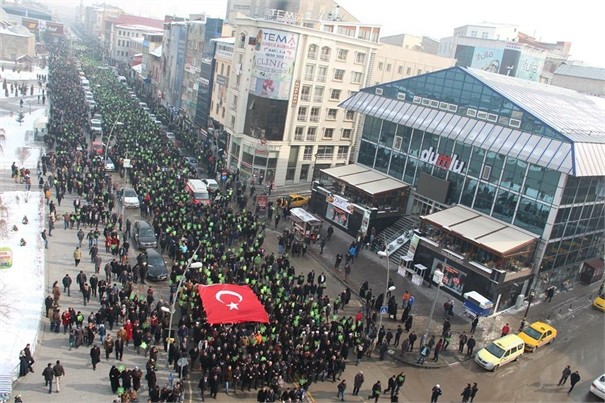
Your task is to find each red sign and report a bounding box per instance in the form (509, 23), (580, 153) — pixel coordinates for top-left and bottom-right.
(257, 195), (268, 209)
(198, 284), (269, 324)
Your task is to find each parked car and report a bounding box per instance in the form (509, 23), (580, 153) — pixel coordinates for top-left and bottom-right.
(593, 292), (605, 312)
(145, 249), (168, 281)
(286, 193), (311, 207)
(591, 374), (605, 400)
(184, 157), (199, 170)
(121, 187), (140, 208)
(90, 141), (105, 156)
(132, 220), (157, 249)
(475, 334), (525, 371)
(202, 178), (220, 193)
(517, 321), (557, 352)
(104, 157), (115, 172)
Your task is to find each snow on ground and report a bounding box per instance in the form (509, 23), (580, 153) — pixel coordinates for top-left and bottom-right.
(0, 105), (45, 170)
(0, 63), (45, 83)
(0, 190), (45, 380)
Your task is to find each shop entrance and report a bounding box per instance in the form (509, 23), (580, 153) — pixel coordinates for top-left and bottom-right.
(411, 194), (447, 216)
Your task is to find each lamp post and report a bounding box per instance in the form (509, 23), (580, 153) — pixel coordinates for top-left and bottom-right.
(423, 268), (444, 345)
(104, 117), (123, 163)
(165, 253), (203, 369)
(377, 250), (396, 329)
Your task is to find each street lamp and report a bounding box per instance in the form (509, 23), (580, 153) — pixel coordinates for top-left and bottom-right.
(104, 118), (123, 163)
(377, 250), (396, 329)
(165, 247), (204, 369)
(423, 268), (444, 345)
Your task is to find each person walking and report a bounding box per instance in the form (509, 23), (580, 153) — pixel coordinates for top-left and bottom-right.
(320, 237), (326, 254)
(62, 274), (72, 297)
(53, 360), (65, 392)
(90, 344), (101, 370)
(431, 384), (442, 402)
(103, 334), (114, 360)
(433, 338), (443, 362)
(501, 323), (510, 337)
(77, 228), (85, 247)
(352, 371), (364, 396)
(337, 379), (347, 401)
(545, 286), (555, 302)
(458, 332), (468, 353)
(42, 363), (54, 393)
(335, 253), (343, 269)
(568, 371), (581, 393)
(470, 316), (478, 334)
(41, 229), (48, 249)
(470, 382), (479, 402)
(369, 380), (381, 403)
(558, 365), (572, 385)
(327, 224), (334, 240)
(73, 247), (82, 267)
(461, 383), (472, 402)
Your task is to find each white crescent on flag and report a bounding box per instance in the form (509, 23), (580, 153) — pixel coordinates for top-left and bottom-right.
(215, 290), (243, 310)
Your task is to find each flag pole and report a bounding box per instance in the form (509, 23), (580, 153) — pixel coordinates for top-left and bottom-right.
(165, 243), (204, 370)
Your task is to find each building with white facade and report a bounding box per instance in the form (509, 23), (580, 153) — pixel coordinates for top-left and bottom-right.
(225, 0), (358, 24)
(210, 16), (381, 186)
(84, 5), (122, 38)
(551, 63), (605, 97)
(102, 15), (164, 65)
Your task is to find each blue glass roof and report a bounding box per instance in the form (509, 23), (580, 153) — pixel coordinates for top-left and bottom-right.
(341, 67), (605, 177)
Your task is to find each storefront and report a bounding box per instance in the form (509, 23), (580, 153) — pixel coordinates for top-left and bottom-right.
(310, 164), (409, 237)
(339, 66), (605, 290)
(229, 136), (281, 183)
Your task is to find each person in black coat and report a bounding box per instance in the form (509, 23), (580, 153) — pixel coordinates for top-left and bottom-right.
(90, 344), (101, 370)
(132, 366), (143, 391)
(109, 365), (121, 393)
(198, 375), (208, 401)
(122, 369), (132, 390)
(147, 368), (157, 390)
(209, 374), (219, 398)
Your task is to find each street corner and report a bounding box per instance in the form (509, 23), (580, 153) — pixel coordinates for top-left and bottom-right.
(389, 349), (449, 369)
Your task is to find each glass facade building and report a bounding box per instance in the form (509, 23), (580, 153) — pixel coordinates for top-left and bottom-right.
(341, 66), (605, 289)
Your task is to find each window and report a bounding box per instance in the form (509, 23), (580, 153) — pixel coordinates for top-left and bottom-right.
(300, 85), (311, 101)
(342, 129), (352, 139)
(345, 110), (355, 121)
(231, 95), (238, 110)
(355, 52), (366, 64)
(324, 128), (334, 138)
(351, 71), (363, 83)
(297, 106), (307, 121)
(310, 107), (320, 122)
(299, 164), (310, 181)
(482, 32), (488, 39)
(308, 44), (318, 59)
(337, 48), (348, 61)
(333, 69), (345, 80)
(327, 109), (338, 120)
(317, 66), (327, 82)
(294, 126), (305, 141)
(386, 64), (392, 72)
(313, 86), (324, 102)
(378, 62), (384, 70)
(406, 67), (412, 75)
(320, 46), (331, 61)
(398, 66), (403, 74)
(306, 127), (317, 141)
(417, 69), (423, 75)
(303, 145), (313, 160)
(393, 136), (403, 150)
(304, 64), (315, 80)
(316, 145), (334, 159)
(330, 89), (341, 100)
(471, 31), (477, 37)
(337, 146), (348, 159)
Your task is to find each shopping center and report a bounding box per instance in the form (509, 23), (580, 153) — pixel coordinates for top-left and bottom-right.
(339, 66), (605, 310)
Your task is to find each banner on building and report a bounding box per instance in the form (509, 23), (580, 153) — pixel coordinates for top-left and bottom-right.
(431, 259), (467, 295)
(21, 18), (39, 32)
(45, 22), (64, 35)
(250, 28), (299, 101)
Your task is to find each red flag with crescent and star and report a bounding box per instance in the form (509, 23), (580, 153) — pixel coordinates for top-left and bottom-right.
(197, 284), (270, 324)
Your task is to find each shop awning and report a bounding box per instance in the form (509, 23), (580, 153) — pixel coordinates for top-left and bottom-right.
(320, 164), (408, 195)
(422, 205), (538, 255)
(290, 207), (322, 224)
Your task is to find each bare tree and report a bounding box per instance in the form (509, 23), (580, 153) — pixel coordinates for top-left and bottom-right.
(16, 147), (31, 167)
(0, 281), (15, 325)
(0, 129), (5, 155)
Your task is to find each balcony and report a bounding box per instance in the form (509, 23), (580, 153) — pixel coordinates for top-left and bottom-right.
(309, 115), (320, 122)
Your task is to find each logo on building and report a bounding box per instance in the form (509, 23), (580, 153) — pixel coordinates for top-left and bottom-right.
(419, 147), (466, 173)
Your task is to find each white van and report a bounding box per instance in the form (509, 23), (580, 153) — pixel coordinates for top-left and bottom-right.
(185, 179), (210, 205)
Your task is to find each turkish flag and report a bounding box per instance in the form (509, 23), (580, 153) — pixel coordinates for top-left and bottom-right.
(198, 284), (270, 324)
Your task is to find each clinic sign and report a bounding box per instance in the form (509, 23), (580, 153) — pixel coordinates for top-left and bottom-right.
(250, 28), (299, 101)
(420, 147), (466, 173)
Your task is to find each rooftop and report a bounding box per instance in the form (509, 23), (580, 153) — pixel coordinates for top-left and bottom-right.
(553, 63), (605, 81)
(107, 14), (164, 30)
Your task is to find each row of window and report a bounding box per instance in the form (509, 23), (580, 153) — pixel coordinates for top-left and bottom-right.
(117, 30), (141, 38)
(302, 64), (363, 84)
(301, 145), (349, 160)
(294, 126), (352, 141)
(296, 107), (355, 122)
(377, 62), (423, 77)
(307, 45), (367, 64)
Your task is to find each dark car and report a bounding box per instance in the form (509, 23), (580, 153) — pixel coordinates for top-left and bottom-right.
(145, 249), (168, 281)
(132, 220), (157, 249)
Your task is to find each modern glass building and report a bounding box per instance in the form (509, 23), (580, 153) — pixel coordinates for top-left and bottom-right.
(340, 66), (605, 304)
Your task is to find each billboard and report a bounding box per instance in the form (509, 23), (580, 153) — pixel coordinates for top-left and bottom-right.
(22, 18), (39, 32)
(516, 53), (545, 81)
(46, 22), (64, 35)
(431, 258), (467, 295)
(471, 47), (504, 73)
(250, 28), (299, 100)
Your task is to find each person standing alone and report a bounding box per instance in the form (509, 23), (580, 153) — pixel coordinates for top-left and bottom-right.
(431, 384), (442, 402)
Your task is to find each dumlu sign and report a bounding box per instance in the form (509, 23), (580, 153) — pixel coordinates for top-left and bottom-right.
(419, 147), (466, 173)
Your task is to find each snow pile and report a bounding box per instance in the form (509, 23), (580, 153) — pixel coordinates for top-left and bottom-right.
(0, 106), (45, 170)
(0, 191), (45, 380)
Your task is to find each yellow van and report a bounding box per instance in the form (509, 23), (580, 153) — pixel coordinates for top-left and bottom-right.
(475, 334), (525, 371)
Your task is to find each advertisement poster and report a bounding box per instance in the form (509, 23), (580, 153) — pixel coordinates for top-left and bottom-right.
(407, 233), (420, 259)
(257, 194), (268, 210)
(326, 204), (348, 228)
(431, 259), (467, 295)
(359, 209), (371, 235)
(471, 47), (504, 73)
(21, 18), (39, 32)
(0, 247), (13, 269)
(45, 22), (64, 35)
(515, 53), (545, 81)
(251, 29), (299, 100)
